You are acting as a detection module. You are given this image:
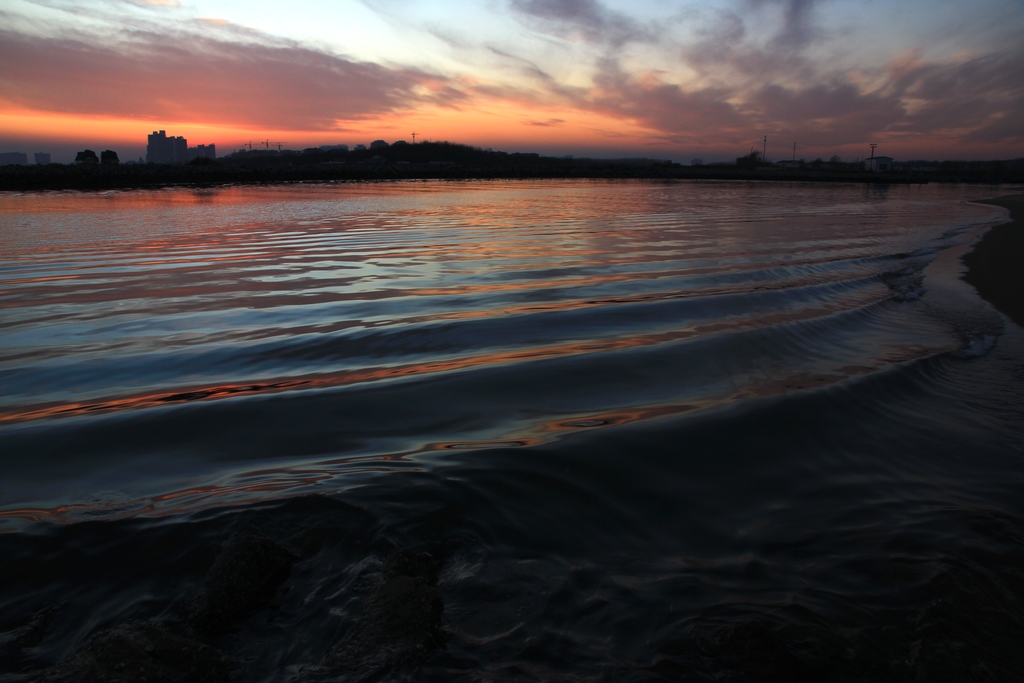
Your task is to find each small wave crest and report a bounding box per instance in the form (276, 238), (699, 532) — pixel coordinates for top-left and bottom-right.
(880, 264), (926, 301)
(952, 334), (998, 359)
(58, 492), (150, 523)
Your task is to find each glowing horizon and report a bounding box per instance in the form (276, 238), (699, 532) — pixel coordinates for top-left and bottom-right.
(2, 0), (1022, 163)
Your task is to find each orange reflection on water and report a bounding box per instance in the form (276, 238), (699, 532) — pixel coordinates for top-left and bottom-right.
(0, 380), (310, 424)
(0, 358), (896, 530)
(0, 295), (859, 426)
(0, 452), (426, 530)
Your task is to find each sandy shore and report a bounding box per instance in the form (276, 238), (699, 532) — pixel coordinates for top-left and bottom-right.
(963, 195), (1024, 329)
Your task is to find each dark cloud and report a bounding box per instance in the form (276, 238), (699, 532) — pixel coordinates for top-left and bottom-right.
(0, 27), (462, 129)
(892, 48), (1024, 144)
(683, 5), (817, 83)
(487, 46), (557, 84)
(528, 118), (565, 126)
(585, 60), (747, 144)
(575, 38), (1024, 153)
(749, 81), (905, 141)
(745, 0), (824, 47)
(508, 0), (656, 46)
(657, 1), (1022, 152)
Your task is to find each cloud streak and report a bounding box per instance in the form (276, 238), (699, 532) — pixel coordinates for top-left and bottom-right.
(528, 118), (565, 127)
(746, 0), (824, 48)
(508, 0), (657, 46)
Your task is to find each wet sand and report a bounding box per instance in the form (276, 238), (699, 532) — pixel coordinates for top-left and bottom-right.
(964, 195), (1024, 328)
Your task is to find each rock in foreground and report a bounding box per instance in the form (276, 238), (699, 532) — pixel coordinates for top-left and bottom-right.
(186, 533), (296, 634)
(33, 623), (228, 683)
(328, 549), (444, 679)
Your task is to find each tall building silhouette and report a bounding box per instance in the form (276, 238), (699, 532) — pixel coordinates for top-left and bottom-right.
(0, 152), (28, 165)
(147, 130), (188, 164)
(187, 144), (216, 161)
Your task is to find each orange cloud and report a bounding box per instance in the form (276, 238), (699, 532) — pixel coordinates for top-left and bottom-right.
(0, 28), (451, 131)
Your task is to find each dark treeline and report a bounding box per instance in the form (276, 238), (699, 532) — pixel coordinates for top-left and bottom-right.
(3, 141), (1023, 191)
(897, 158), (1024, 183)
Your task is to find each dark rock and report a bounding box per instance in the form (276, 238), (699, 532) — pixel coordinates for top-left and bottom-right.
(32, 622), (227, 683)
(12, 604), (60, 649)
(382, 548), (441, 584)
(186, 533), (295, 634)
(706, 621), (810, 682)
(329, 550), (444, 679)
(905, 639), (973, 682)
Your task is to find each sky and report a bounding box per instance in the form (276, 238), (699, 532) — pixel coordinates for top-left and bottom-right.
(1, 0), (1023, 163)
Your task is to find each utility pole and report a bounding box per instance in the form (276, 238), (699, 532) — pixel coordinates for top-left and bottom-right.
(411, 132), (417, 144)
(869, 143), (877, 159)
(763, 136), (767, 162)
(793, 142), (796, 161)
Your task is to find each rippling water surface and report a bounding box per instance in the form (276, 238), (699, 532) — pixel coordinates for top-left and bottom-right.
(1, 180), (1023, 680)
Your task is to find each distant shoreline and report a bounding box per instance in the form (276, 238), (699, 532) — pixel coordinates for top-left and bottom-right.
(963, 195), (1024, 328)
(0, 162), (925, 192)
(5, 141), (1022, 192)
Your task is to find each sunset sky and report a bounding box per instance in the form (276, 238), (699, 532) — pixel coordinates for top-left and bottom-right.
(2, 0), (1023, 163)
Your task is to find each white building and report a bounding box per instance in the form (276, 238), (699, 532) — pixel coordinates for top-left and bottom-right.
(864, 156), (893, 172)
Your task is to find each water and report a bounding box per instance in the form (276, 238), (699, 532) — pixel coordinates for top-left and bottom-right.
(1, 180), (1023, 680)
